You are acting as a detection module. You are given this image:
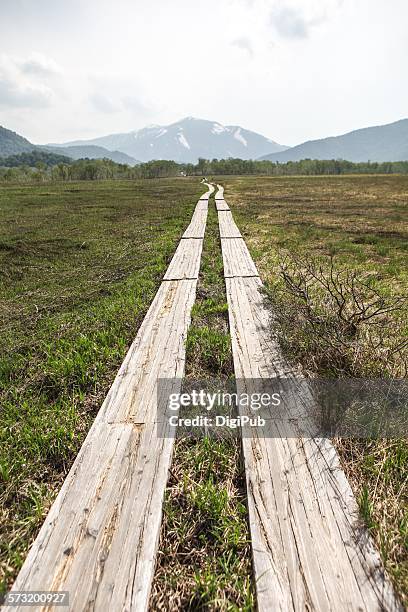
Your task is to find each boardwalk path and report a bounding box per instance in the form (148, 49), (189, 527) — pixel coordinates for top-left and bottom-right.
(216, 184), (401, 611)
(7, 185), (214, 612)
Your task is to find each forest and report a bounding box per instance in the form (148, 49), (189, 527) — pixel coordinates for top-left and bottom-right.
(1, 151), (408, 182)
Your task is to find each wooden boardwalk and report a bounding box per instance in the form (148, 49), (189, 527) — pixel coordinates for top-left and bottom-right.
(216, 185), (402, 611)
(6, 181), (402, 611)
(6, 185), (213, 612)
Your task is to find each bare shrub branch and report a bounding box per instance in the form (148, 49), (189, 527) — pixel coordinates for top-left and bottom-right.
(264, 254), (407, 378)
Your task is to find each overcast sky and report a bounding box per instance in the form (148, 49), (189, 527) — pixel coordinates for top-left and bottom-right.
(0, 0), (407, 145)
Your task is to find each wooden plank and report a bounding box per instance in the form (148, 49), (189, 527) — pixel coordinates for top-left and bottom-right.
(9, 420), (175, 611)
(216, 200), (230, 211)
(182, 209), (208, 239)
(215, 184), (224, 199)
(220, 235), (259, 278)
(6, 191), (209, 612)
(195, 200), (209, 211)
(219, 199), (402, 611)
(199, 184), (214, 200)
(99, 280), (198, 424)
(218, 210), (242, 238)
(163, 238), (203, 280)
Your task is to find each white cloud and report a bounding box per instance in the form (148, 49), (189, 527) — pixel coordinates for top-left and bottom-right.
(19, 52), (62, 77)
(270, 5), (309, 39)
(232, 36), (254, 57)
(87, 74), (154, 121)
(121, 94), (151, 116)
(0, 54), (55, 108)
(90, 92), (119, 113)
(269, 0), (344, 39)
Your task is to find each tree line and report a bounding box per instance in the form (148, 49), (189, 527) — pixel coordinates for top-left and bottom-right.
(0, 150), (72, 168)
(1, 152), (408, 183)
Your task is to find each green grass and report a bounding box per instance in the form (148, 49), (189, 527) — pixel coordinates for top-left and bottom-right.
(150, 195), (254, 610)
(0, 178), (202, 594)
(215, 174), (408, 603)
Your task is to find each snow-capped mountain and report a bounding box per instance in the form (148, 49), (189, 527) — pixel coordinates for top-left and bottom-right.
(50, 117), (288, 163)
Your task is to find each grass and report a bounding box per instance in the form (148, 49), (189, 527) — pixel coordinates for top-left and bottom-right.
(215, 174), (408, 602)
(150, 194), (254, 610)
(0, 178), (203, 595)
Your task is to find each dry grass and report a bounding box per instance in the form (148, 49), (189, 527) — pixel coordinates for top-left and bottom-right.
(336, 438), (407, 600)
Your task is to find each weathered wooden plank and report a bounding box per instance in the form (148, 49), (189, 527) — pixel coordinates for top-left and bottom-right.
(215, 184), (225, 199)
(6, 190), (210, 612)
(218, 210), (242, 238)
(100, 280), (198, 424)
(182, 209), (208, 238)
(8, 419), (176, 611)
(216, 199), (230, 211)
(220, 197), (402, 611)
(220, 235), (259, 278)
(163, 238), (203, 280)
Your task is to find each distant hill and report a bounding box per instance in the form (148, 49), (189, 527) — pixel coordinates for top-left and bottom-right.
(0, 126), (36, 156)
(0, 126), (139, 165)
(42, 145), (139, 165)
(51, 117), (288, 163)
(260, 118), (408, 163)
(0, 150), (72, 168)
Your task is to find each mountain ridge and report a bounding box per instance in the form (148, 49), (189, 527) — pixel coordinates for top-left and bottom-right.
(41, 145), (138, 165)
(259, 118), (408, 163)
(49, 117), (288, 163)
(0, 126), (36, 157)
(2, 117), (408, 165)
(0, 126), (139, 165)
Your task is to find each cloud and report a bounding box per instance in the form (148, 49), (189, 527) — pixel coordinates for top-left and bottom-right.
(0, 54), (54, 108)
(88, 74), (152, 118)
(90, 92), (119, 113)
(0, 79), (53, 108)
(270, 5), (309, 39)
(19, 52), (62, 77)
(269, 0), (344, 40)
(121, 95), (150, 115)
(232, 36), (254, 57)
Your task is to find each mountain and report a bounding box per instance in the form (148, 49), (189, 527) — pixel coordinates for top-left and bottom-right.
(51, 117), (288, 163)
(5, 117), (408, 166)
(260, 118), (408, 163)
(42, 145), (138, 165)
(0, 126), (139, 164)
(0, 126), (36, 156)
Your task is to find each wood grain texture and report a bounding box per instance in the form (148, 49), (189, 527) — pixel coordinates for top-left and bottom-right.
(219, 192), (402, 612)
(6, 188), (211, 612)
(220, 235), (259, 278)
(182, 209), (208, 239)
(163, 238), (203, 280)
(218, 210), (242, 238)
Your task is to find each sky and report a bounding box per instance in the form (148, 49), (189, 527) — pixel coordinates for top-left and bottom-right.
(0, 0), (407, 146)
